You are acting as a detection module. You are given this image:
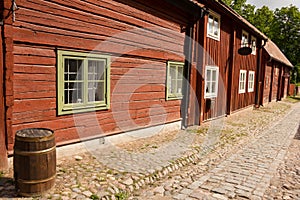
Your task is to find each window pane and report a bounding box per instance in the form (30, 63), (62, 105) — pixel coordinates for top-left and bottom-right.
(64, 82), (83, 104)
(212, 70), (217, 81)
(214, 18), (219, 36)
(177, 80), (182, 94)
(206, 70), (212, 82)
(65, 58), (83, 81)
(96, 82), (105, 101)
(88, 81), (105, 102)
(206, 82), (211, 93)
(171, 80), (177, 94)
(177, 66), (183, 79)
(88, 60), (105, 81)
(211, 82), (216, 93)
(170, 66), (176, 81)
(208, 16), (214, 35)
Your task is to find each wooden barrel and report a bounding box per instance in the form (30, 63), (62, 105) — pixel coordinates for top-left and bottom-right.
(14, 128), (56, 197)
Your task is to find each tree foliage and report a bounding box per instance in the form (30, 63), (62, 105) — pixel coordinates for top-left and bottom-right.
(223, 0), (300, 83)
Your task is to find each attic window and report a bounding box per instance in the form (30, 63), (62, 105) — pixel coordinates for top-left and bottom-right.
(241, 30), (249, 47)
(251, 36), (256, 55)
(207, 11), (220, 41)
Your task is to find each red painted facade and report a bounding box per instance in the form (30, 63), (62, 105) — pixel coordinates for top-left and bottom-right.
(0, 0), (292, 169)
(261, 43), (293, 105)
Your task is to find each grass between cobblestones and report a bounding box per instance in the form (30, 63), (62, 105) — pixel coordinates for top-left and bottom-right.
(0, 101), (295, 200)
(284, 95), (300, 103)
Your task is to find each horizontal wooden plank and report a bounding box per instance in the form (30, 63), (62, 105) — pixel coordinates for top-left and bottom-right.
(14, 81), (56, 93)
(13, 27), (184, 60)
(13, 98), (56, 112)
(16, 7), (183, 45)
(14, 45), (56, 57)
(14, 73), (56, 81)
(14, 91), (56, 100)
(14, 64), (56, 74)
(14, 55), (56, 65)
(14, 21), (184, 56)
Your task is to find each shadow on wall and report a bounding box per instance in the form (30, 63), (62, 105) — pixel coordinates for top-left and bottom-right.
(294, 124), (300, 140)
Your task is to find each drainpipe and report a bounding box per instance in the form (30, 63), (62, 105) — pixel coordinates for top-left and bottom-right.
(255, 39), (267, 108)
(181, 24), (194, 129)
(181, 8), (208, 129)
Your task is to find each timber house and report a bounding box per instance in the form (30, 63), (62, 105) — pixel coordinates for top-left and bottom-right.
(261, 39), (293, 105)
(0, 0), (293, 169)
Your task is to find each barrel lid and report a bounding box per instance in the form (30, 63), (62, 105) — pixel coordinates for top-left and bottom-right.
(16, 128), (53, 138)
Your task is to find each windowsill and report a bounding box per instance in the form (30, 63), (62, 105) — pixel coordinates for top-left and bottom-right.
(204, 95), (217, 99)
(58, 104), (110, 116)
(166, 96), (183, 101)
(207, 34), (220, 41)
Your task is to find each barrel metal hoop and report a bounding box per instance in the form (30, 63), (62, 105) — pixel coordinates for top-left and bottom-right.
(14, 146), (56, 156)
(15, 134), (55, 142)
(17, 174), (56, 184)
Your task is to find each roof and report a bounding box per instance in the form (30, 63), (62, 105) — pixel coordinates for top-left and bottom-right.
(264, 39), (294, 68)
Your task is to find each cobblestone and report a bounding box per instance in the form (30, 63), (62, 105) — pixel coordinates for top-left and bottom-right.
(0, 101), (299, 200)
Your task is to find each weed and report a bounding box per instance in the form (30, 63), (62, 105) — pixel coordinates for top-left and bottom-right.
(90, 194), (100, 200)
(196, 127), (209, 135)
(114, 190), (128, 200)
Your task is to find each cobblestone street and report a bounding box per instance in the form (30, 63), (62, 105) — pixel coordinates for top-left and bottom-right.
(0, 101), (299, 200)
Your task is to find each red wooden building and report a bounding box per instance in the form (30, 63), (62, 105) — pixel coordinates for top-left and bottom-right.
(0, 0), (204, 169)
(0, 0), (292, 170)
(261, 40), (293, 105)
(188, 0), (268, 125)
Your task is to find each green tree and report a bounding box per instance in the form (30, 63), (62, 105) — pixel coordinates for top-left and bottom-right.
(223, 0), (255, 23)
(252, 6), (274, 37)
(241, 4), (256, 24)
(222, 0), (232, 6)
(270, 5), (300, 68)
(231, 0), (247, 15)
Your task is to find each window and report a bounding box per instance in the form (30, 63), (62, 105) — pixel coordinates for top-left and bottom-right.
(207, 12), (221, 41)
(57, 50), (110, 115)
(205, 66), (219, 98)
(239, 70), (247, 93)
(251, 36), (256, 55)
(248, 71), (255, 92)
(241, 30), (249, 47)
(166, 61), (184, 100)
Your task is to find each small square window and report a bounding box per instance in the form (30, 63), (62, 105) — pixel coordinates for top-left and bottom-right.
(57, 50), (110, 115)
(241, 30), (249, 47)
(207, 12), (221, 41)
(166, 61), (184, 100)
(239, 70), (247, 94)
(248, 71), (255, 92)
(205, 66), (219, 98)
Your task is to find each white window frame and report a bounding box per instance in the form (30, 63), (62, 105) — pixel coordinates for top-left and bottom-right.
(248, 71), (255, 92)
(207, 11), (221, 41)
(241, 30), (249, 47)
(239, 70), (247, 94)
(251, 36), (257, 55)
(204, 66), (219, 98)
(166, 61), (184, 100)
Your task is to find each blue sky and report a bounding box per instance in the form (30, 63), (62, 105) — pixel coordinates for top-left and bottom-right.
(246, 0), (300, 10)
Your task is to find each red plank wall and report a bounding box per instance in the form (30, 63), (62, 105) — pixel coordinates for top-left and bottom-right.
(7, 0), (188, 151)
